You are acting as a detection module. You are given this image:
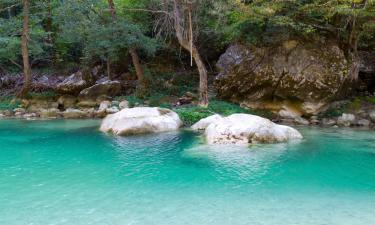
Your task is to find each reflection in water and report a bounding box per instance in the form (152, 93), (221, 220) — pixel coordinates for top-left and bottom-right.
(1, 121), (375, 225)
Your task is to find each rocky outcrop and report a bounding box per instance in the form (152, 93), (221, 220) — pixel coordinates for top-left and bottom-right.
(358, 51), (375, 94)
(79, 80), (122, 100)
(56, 71), (90, 94)
(192, 114), (303, 145)
(100, 107), (182, 136)
(215, 40), (349, 116)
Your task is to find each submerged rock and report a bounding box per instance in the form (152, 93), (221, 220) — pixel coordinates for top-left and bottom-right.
(100, 107), (183, 136)
(192, 114), (302, 145)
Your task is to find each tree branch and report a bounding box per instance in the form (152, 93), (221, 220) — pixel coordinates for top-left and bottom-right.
(0, 3), (21, 13)
(123, 8), (171, 16)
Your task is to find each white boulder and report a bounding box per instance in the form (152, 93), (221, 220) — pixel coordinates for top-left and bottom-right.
(337, 113), (355, 127)
(100, 107), (183, 135)
(192, 114), (303, 145)
(191, 114), (223, 131)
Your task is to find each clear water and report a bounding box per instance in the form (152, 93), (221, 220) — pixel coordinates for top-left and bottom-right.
(1, 120), (375, 225)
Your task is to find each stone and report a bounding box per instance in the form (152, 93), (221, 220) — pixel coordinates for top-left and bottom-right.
(14, 112), (24, 117)
(57, 95), (77, 109)
(294, 117), (310, 125)
(76, 100), (97, 108)
(83, 108), (96, 118)
(2, 110), (12, 117)
(79, 81), (122, 100)
(39, 108), (60, 119)
(100, 107), (183, 136)
(369, 111), (375, 123)
(215, 41), (349, 116)
(13, 108), (26, 114)
(99, 101), (111, 111)
(106, 106), (119, 114)
(62, 108), (86, 119)
(192, 114), (303, 145)
(119, 100), (129, 109)
(56, 71), (89, 94)
(322, 118), (336, 126)
(23, 113), (37, 119)
(0, 113), (4, 118)
(337, 113), (356, 127)
(278, 109), (301, 119)
(357, 119), (371, 127)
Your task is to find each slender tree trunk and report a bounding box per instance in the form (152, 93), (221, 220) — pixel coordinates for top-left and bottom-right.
(108, 0), (117, 20)
(107, 0), (146, 95)
(18, 0), (31, 98)
(193, 51), (208, 106)
(107, 58), (112, 80)
(348, 16), (360, 81)
(129, 48), (146, 93)
(172, 0), (208, 106)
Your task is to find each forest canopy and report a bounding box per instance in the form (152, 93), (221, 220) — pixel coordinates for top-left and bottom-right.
(0, 0), (374, 101)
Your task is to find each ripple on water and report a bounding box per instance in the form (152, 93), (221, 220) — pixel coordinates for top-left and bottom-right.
(0, 121), (375, 225)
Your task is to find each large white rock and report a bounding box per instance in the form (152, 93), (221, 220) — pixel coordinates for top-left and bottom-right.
(191, 114), (223, 131)
(192, 114), (302, 145)
(100, 107), (183, 135)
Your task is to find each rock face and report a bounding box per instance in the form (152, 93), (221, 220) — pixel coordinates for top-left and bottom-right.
(358, 51), (375, 93)
(215, 40), (349, 116)
(100, 107), (183, 136)
(192, 114), (303, 145)
(56, 71), (89, 94)
(79, 81), (122, 99)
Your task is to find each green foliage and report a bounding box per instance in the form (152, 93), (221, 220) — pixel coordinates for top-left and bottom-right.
(175, 100), (269, 126)
(0, 1), (50, 69)
(174, 106), (213, 126)
(0, 96), (20, 110)
(366, 96), (375, 104)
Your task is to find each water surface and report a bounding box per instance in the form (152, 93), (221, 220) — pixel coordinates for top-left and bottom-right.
(1, 120), (375, 225)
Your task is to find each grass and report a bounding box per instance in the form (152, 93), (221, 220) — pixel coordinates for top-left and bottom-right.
(174, 100), (273, 126)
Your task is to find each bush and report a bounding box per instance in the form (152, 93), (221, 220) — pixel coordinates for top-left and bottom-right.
(175, 100), (272, 126)
(0, 96), (20, 111)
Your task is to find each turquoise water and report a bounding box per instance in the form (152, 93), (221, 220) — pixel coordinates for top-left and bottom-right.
(1, 120), (375, 225)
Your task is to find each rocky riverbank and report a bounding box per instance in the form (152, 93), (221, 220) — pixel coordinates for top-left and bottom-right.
(0, 96), (374, 131)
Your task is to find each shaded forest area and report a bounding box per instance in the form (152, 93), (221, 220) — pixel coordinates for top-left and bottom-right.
(0, 0), (374, 115)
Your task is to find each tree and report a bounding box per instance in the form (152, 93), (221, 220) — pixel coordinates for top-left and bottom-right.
(18, 0), (31, 98)
(107, 0), (147, 95)
(140, 0), (210, 106)
(172, 0), (208, 106)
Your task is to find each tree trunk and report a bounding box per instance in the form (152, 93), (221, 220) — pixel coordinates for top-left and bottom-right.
(172, 0), (208, 106)
(107, 58), (112, 80)
(193, 50), (209, 106)
(129, 48), (147, 95)
(348, 16), (360, 81)
(107, 0), (146, 95)
(108, 0), (117, 20)
(18, 0), (31, 98)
